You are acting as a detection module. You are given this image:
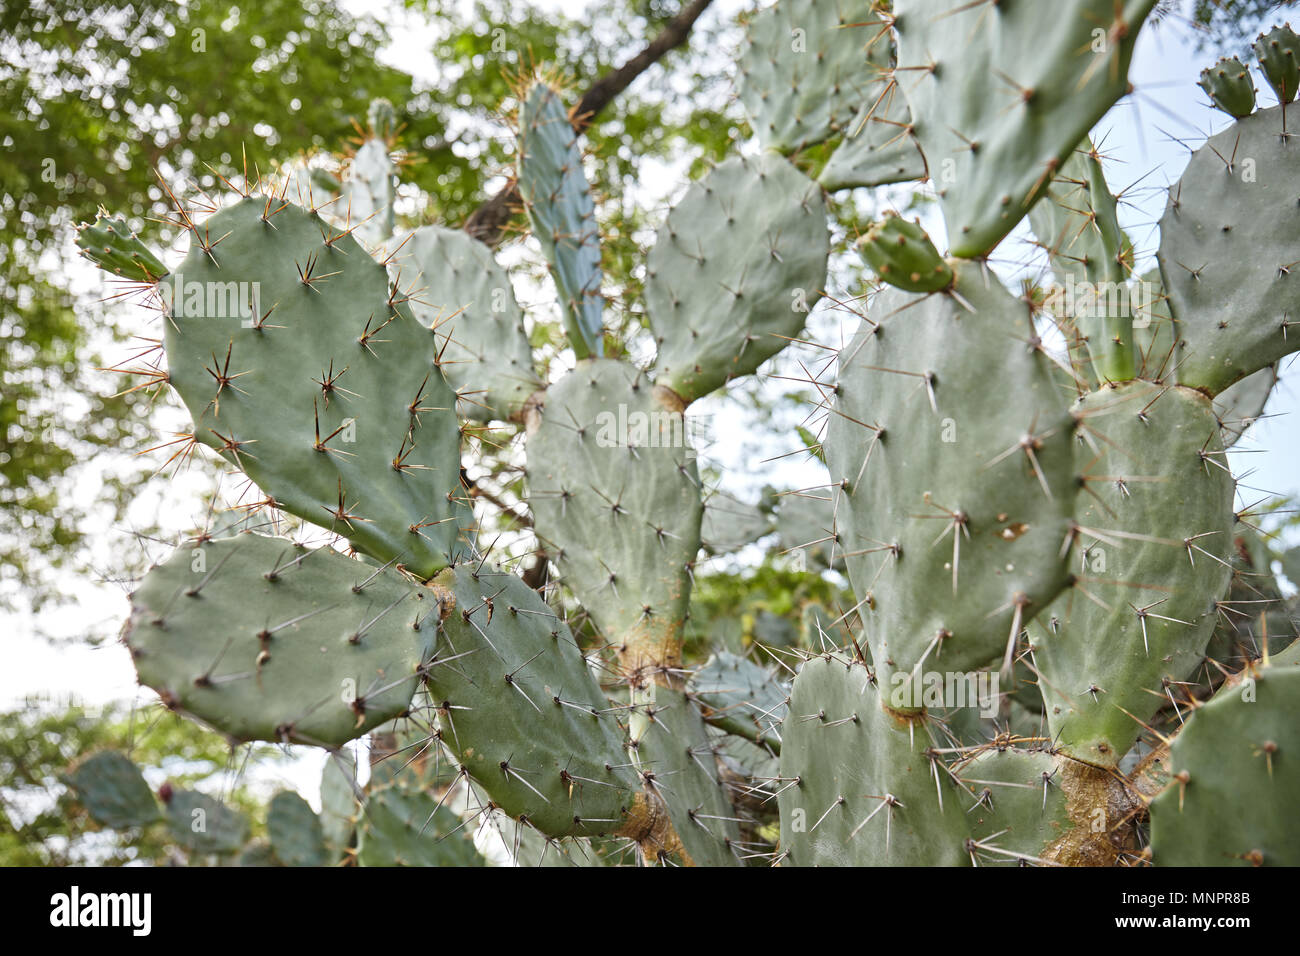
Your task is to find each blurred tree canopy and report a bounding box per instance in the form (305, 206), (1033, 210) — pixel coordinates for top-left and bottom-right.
(0, 698), (288, 865)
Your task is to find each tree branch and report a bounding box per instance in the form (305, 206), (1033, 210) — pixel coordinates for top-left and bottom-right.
(462, 0), (715, 246)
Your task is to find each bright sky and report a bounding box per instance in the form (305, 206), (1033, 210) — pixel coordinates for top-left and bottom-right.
(5, 1), (1297, 805)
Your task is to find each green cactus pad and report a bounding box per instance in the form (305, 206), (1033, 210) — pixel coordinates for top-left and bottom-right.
(1255, 24), (1300, 105)
(341, 103), (397, 248)
(630, 687), (741, 866)
(646, 153), (830, 403)
(1199, 57), (1257, 118)
(76, 210), (168, 281)
(123, 533), (433, 747)
(1030, 382), (1235, 767)
(64, 751), (161, 829)
(820, 80), (927, 191)
(1158, 105), (1300, 396)
(859, 213), (953, 293)
(163, 196), (472, 577)
(397, 225), (538, 421)
(953, 747), (1071, 864)
(319, 751), (359, 857)
(825, 262), (1076, 689)
(422, 563), (635, 838)
(356, 783), (484, 867)
(517, 82), (604, 359)
(526, 359), (702, 671)
(1271, 635), (1300, 667)
(477, 804), (613, 867)
(1030, 143), (1128, 289)
(778, 655), (971, 865)
(267, 790), (329, 866)
(1214, 365), (1277, 448)
(164, 789), (250, 855)
(1149, 664), (1300, 865)
(1029, 141), (1137, 382)
(689, 651), (788, 751)
(738, 0), (916, 167)
(1131, 267), (1176, 383)
(893, 0), (1156, 258)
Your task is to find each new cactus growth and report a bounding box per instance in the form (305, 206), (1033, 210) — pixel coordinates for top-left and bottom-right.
(857, 213), (952, 293)
(67, 6), (1300, 868)
(1255, 24), (1300, 105)
(1199, 57), (1257, 118)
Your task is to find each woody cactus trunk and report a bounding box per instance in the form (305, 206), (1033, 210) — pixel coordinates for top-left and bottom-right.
(68, 2), (1300, 867)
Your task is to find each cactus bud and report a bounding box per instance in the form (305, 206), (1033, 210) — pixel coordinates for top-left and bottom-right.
(858, 213), (953, 293)
(1199, 57), (1256, 117)
(1254, 23), (1300, 105)
(75, 209), (168, 282)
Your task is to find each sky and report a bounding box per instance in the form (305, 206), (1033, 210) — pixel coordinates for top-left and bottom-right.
(5, 0), (1298, 806)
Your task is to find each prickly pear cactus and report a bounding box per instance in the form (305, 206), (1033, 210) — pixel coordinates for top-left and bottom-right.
(68, 9), (1300, 870)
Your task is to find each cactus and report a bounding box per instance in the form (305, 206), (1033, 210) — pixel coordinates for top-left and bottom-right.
(162, 788), (251, 855)
(517, 81), (605, 359)
(1199, 57), (1257, 118)
(123, 534), (434, 747)
(64, 751), (161, 829)
(1158, 105), (1300, 394)
(266, 791), (329, 867)
(857, 212), (952, 293)
(75, 209), (169, 281)
(894, 0), (1157, 258)
(397, 225), (538, 421)
(68, 8), (1300, 870)
(1149, 660), (1300, 865)
(645, 153), (830, 402)
(1255, 24), (1300, 105)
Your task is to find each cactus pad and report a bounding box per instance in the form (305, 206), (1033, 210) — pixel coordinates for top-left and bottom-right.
(76, 210), (168, 281)
(1199, 57), (1257, 118)
(517, 82), (604, 359)
(356, 782), (484, 867)
(738, 0), (900, 155)
(1149, 664), (1300, 865)
(1030, 382), (1235, 766)
(398, 225), (538, 421)
(123, 533), (433, 747)
(1255, 23), (1300, 105)
(164, 789), (250, 855)
(65, 751), (161, 829)
(630, 687), (741, 866)
(423, 563), (636, 838)
(646, 154), (830, 402)
(267, 790), (329, 866)
(1158, 105), (1300, 396)
(778, 655), (971, 865)
(526, 359), (702, 671)
(825, 262), (1076, 689)
(893, 0), (1156, 258)
(859, 213), (953, 292)
(953, 747), (1071, 864)
(163, 196), (472, 577)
